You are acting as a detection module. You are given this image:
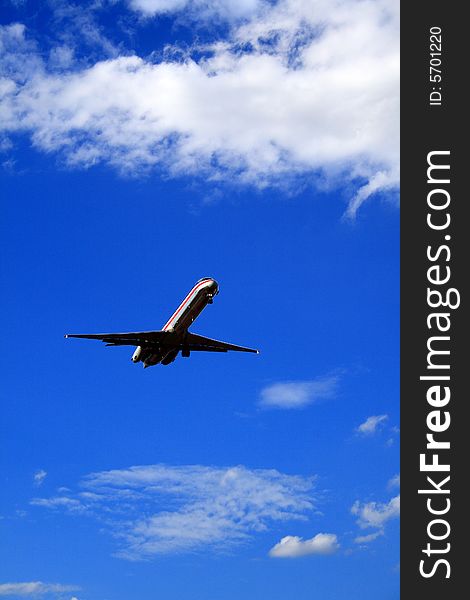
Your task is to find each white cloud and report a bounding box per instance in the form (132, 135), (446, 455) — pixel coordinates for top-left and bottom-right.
(351, 494), (400, 530)
(33, 470), (47, 487)
(356, 414), (388, 435)
(30, 497), (85, 512)
(127, 0), (263, 21)
(49, 1), (120, 59)
(387, 473), (400, 489)
(259, 376), (339, 409)
(269, 533), (339, 558)
(0, 0), (399, 214)
(32, 464), (316, 559)
(0, 582), (79, 597)
(353, 530), (383, 544)
(344, 170), (398, 220)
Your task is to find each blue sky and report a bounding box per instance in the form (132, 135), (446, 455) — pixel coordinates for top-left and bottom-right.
(0, 1), (399, 599)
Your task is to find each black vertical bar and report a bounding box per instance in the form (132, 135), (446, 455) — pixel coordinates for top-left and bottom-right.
(401, 2), (465, 598)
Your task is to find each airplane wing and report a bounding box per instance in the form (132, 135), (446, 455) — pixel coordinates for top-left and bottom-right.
(64, 331), (173, 346)
(65, 330), (259, 353)
(183, 332), (259, 354)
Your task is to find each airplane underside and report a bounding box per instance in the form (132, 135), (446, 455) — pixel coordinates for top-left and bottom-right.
(131, 332), (197, 367)
(137, 346), (180, 367)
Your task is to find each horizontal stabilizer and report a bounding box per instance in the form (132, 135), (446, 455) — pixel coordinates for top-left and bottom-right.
(183, 332), (259, 354)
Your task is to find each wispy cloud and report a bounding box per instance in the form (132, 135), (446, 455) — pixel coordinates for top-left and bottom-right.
(127, 0), (263, 22)
(48, 0), (121, 60)
(0, 582), (79, 597)
(31, 464), (316, 560)
(0, 0), (399, 215)
(353, 530), (383, 545)
(351, 495), (400, 531)
(356, 414), (388, 436)
(30, 496), (85, 511)
(269, 533), (339, 558)
(387, 474), (400, 490)
(33, 470), (47, 487)
(259, 376), (339, 409)
(351, 474), (400, 545)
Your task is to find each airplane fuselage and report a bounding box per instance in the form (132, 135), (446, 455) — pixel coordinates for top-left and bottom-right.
(132, 277), (219, 367)
(65, 277), (258, 367)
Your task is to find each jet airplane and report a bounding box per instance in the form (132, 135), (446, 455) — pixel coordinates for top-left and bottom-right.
(65, 278), (259, 367)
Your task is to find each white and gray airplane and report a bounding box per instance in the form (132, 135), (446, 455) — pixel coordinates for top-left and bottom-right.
(65, 278), (259, 368)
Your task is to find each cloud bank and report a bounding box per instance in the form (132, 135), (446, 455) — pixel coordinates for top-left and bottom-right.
(269, 532), (339, 557)
(31, 464), (316, 559)
(0, 0), (399, 215)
